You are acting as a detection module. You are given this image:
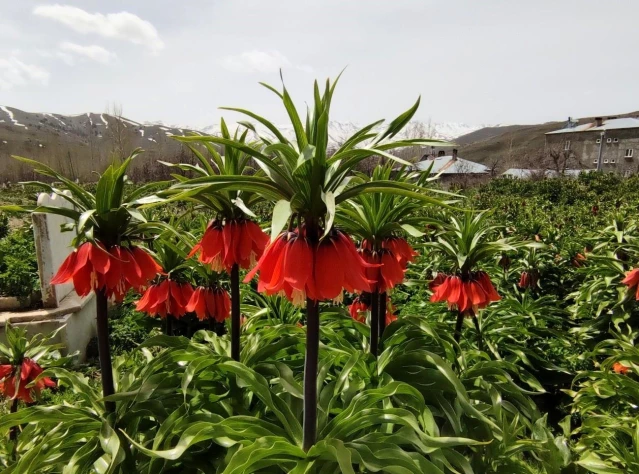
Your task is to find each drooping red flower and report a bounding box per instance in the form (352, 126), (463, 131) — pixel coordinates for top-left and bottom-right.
(0, 359), (56, 403)
(136, 279), (194, 318)
(314, 230), (373, 301)
(613, 362), (630, 375)
(52, 242), (162, 301)
(518, 270), (539, 289)
(622, 268), (639, 300)
(358, 237), (415, 293)
(186, 286), (231, 322)
(190, 219), (269, 272)
(360, 249), (404, 293)
(430, 271), (500, 315)
(349, 297), (369, 323)
(245, 229), (372, 305)
(385, 298), (398, 326)
(381, 237), (418, 267)
(349, 295), (397, 325)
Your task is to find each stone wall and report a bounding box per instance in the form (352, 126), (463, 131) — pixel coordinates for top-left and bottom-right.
(0, 192), (97, 361)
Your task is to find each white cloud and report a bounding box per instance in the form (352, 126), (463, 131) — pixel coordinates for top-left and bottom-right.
(0, 56), (50, 90)
(220, 50), (313, 74)
(33, 4), (164, 53)
(59, 42), (117, 64)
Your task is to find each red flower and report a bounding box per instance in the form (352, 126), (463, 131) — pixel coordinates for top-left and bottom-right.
(622, 268), (639, 300)
(518, 270), (539, 289)
(360, 249), (404, 293)
(0, 359), (56, 403)
(430, 271), (500, 314)
(190, 219), (269, 272)
(136, 279), (194, 318)
(358, 237), (415, 293)
(52, 242), (162, 301)
(385, 299), (398, 326)
(349, 295), (397, 325)
(245, 229), (372, 305)
(381, 237), (418, 267)
(186, 286), (231, 322)
(349, 297), (369, 323)
(613, 362), (630, 375)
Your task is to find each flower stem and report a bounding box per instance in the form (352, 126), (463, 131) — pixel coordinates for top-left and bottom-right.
(165, 315), (172, 336)
(9, 398), (18, 441)
(370, 290), (379, 357)
(303, 297), (319, 451)
(231, 264), (241, 362)
(378, 291), (387, 346)
(96, 289), (116, 414)
(454, 311), (464, 344)
(472, 315), (483, 352)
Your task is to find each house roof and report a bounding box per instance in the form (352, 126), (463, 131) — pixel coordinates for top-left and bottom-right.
(546, 117), (639, 135)
(413, 155), (489, 175)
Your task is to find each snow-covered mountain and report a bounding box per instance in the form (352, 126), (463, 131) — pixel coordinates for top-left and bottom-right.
(194, 120), (486, 144)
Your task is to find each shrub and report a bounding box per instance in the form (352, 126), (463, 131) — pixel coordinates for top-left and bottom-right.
(0, 225), (39, 298)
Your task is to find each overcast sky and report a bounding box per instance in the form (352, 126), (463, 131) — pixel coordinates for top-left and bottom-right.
(1, 0), (638, 128)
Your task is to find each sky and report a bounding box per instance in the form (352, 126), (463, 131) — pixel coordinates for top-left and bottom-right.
(1, 0), (638, 129)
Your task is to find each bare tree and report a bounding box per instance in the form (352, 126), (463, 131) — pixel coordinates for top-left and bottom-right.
(545, 141), (582, 175)
(105, 102), (130, 160)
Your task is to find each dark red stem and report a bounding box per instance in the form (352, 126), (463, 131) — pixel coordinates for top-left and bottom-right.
(96, 289), (116, 413)
(231, 264), (241, 362)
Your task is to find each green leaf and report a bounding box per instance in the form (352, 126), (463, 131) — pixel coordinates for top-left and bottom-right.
(271, 199), (292, 240)
(400, 223), (424, 237)
(322, 191), (335, 237)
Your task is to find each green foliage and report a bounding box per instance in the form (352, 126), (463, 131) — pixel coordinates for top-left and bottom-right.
(0, 224), (39, 298)
(0, 213), (8, 240)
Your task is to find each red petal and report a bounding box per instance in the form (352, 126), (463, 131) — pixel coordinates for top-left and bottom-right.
(72, 263), (93, 296)
(51, 250), (78, 284)
(237, 222), (254, 268)
(132, 247), (162, 282)
(74, 242), (92, 274)
(283, 236), (313, 288)
(314, 238), (344, 300)
(90, 243), (111, 275)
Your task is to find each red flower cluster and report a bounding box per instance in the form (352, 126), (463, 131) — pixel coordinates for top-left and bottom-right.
(186, 286), (231, 322)
(622, 268), (639, 299)
(518, 270), (540, 289)
(52, 242), (162, 301)
(348, 297), (369, 323)
(360, 238), (417, 292)
(245, 229), (372, 305)
(349, 295), (397, 326)
(189, 219), (269, 272)
(381, 237), (418, 266)
(136, 279), (195, 318)
(430, 271), (500, 314)
(613, 362), (630, 375)
(0, 359), (56, 403)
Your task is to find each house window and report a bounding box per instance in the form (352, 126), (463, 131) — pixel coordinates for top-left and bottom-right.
(596, 138), (601, 144)
(625, 149), (634, 158)
(564, 141), (571, 150)
(613, 138), (619, 143)
(604, 159), (609, 163)
(593, 158), (599, 163)
(607, 138), (612, 143)
(611, 159), (616, 164)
